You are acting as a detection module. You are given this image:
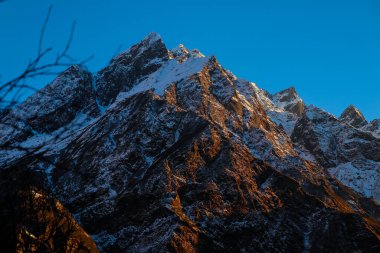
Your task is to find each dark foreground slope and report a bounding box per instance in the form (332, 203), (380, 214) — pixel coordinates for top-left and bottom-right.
(0, 166), (99, 252)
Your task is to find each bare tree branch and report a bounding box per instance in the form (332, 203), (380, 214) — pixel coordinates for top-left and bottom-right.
(0, 5), (93, 111)
(38, 5), (52, 56)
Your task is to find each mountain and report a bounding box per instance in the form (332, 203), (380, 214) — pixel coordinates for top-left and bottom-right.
(246, 85), (380, 204)
(0, 33), (379, 252)
(340, 104), (368, 128)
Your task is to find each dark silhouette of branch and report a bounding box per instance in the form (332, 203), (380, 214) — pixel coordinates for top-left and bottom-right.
(109, 44), (123, 64)
(38, 5), (52, 56)
(0, 5), (94, 111)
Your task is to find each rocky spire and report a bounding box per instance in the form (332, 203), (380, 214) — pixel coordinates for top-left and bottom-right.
(339, 104), (367, 128)
(272, 86), (305, 116)
(169, 44), (205, 63)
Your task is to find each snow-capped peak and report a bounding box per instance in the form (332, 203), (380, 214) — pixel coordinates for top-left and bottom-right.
(340, 104), (368, 128)
(272, 86), (305, 116)
(169, 43), (205, 63)
(112, 32), (166, 63)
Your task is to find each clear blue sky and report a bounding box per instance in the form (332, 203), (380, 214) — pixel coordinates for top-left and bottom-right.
(1, 0), (379, 120)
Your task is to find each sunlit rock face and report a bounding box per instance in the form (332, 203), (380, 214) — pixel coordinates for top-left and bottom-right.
(272, 86), (305, 117)
(340, 104), (368, 128)
(0, 33), (380, 252)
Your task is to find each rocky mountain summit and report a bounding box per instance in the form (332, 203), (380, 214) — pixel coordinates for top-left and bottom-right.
(340, 104), (368, 128)
(271, 86), (305, 117)
(339, 105), (379, 138)
(0, 33), (379, 252)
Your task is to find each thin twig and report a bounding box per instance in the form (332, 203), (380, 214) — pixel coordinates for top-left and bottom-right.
(38, 5), (52, 56)
(0, 6), (93, 110)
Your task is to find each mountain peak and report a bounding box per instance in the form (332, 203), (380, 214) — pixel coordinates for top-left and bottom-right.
(340, 104), (367, 127)
(112, 32), (166, 61)
(275, 86), (297, 98)
(141, 32), (162, 44)
(95, 32), (169, 106)
(272, 86), (305, 116)
(169, 43), (205, 63)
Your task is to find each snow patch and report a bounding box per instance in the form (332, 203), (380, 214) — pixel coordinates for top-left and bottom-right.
(114, 57), (210, 102)
(329, 162), (380, 202)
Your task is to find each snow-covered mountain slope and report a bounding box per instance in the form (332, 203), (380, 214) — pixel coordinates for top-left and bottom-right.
(1, 33), (379, 252)
(241, 83), (303, 136)
(292, 105), (380, 201)
(237, 84), (380, 203)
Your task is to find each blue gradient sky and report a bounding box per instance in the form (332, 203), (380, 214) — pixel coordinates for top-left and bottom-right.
(1, 0), (379, 120)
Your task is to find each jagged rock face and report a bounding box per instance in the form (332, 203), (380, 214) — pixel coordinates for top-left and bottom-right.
(339, 104), (379, 138)
(95, 33), (169, 106)
(247, 85), (303, 136)
(0, 66), (99, 147)
(272, 86), (305, 117)
(293, 106), (380, 165)
(50, 91), (379, 252)
(340, 104), (368, 128)
(1, 33), (380, 252)
(292, 106), (380, 201)
(288, 102), (380, 202)
(16, 65), (98, 133)
(169, 44), (205, 63)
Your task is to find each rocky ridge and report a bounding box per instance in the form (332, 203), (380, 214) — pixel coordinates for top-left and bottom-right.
(0, 32), (379, 252)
